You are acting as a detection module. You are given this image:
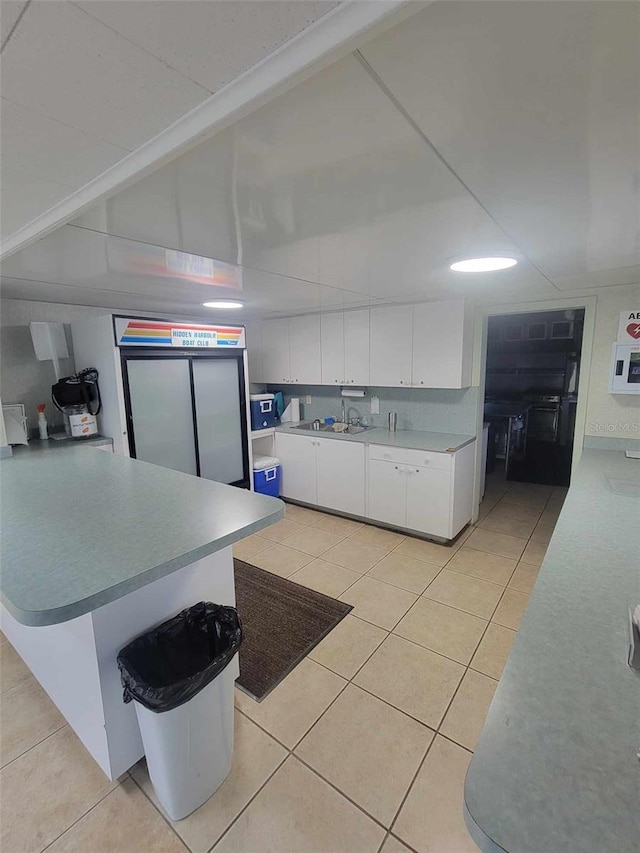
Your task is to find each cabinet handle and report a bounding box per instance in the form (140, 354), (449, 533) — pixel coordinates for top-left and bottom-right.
(394, 466), (399, 470)
(400, 380), (404, 384)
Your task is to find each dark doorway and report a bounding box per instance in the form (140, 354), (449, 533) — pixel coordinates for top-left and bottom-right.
(483, 308), (584, 487)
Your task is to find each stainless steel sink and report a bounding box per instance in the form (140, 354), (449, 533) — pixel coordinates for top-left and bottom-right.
(290, 422), (370, 435)
(290, 422), (335, 432)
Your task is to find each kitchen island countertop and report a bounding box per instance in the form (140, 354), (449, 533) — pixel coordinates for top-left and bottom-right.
(275, 423), (475, 453)
(0, 445), (283, 626)
(464, 449), (640, 852)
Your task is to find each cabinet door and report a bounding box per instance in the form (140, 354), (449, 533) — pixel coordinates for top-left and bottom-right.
(262, 318), (290, 383)
(369, 305), (413, 387)
(412, 300), (467, 388)
(368, 459), (406, 527)
(405, 464), (452, 538)
(316, 438), (365, 516)
(289, 315), (322, 384)
(244, 321), (263, 384)
(275, 432), (317, 504)
(321, 312), (345, 385)
(344, 309), (370, 385)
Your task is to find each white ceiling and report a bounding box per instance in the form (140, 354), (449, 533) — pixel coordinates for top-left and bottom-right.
(2, 1), (639, 319)
(0, 0), (342, 238)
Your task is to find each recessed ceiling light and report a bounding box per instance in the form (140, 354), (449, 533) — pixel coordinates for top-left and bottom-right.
(450, 257), (518, 273)
(202, 300), (244, 309)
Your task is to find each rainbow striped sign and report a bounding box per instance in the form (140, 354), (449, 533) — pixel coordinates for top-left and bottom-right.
(114, 318), (245, 348)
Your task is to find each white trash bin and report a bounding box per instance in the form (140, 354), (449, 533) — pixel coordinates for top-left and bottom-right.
(118, 602), (242, 821)
(133, 662), (236, 820)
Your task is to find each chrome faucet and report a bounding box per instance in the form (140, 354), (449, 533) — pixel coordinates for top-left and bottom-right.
(347, 406), (361, 426)
(340, 397), (346, 424)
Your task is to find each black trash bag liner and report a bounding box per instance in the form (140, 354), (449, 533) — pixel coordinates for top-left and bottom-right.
(117, 602), (242, 713)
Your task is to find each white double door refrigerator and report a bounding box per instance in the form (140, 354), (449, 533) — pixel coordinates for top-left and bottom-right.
(122, 352), (250, 488)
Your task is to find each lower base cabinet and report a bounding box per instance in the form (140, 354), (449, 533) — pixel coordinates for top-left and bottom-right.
(275, 431), (475, 540)
(368, 458), (406, 528)
(275, 432), (365, 517)
(367, 442), (475, 540)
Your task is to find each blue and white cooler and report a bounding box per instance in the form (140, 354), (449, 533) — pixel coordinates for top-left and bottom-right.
(250, 394), (275, 430)
(252, 455), (281, 498)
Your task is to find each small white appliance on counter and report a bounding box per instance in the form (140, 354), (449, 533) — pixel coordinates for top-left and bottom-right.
(1, 404), (28, 445)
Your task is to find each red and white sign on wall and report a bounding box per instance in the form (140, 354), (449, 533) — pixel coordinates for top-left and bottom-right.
(618, 310), (640, 343)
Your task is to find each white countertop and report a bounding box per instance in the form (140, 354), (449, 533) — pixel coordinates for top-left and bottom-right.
(275, 423), (475, 453)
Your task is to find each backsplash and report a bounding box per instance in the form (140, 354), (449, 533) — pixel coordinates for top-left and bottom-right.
(263, 384), (479, 436)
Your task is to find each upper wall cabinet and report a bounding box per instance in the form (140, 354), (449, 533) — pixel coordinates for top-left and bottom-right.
(262, 300), (471, 389)
(262, 315), (321, 384)
(289, 315), (322, 384)
(369, 305), (414, 387)
(344, 309), (370, 386)
(321, 309), (370, 386)
(411, 299), (472, 389)
(320, 312), (344, 384)
(262, 318), (290, 384)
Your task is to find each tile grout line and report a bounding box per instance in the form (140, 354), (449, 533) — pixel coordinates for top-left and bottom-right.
(39, 778), (126, 852)
(127, 769), (192, 850)
(383, 482), (554, 839)
(0, 719), (68, 772)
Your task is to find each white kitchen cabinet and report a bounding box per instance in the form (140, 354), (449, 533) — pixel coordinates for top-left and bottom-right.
(275, 432), (317, 504)
(412, 300), (471, 389)
(244, 321), (264, 384)
(321, 309), (370, 386)
(369, 305), (413, 387)
(405, 465), (452, 538)
(263, 299), (470, 389)
(316, 438), (365, 516)
(344, 309), (370, 385)
(262, 316), (321, 384)
(368, 459), (406, 528)
(367, 442), (475, 539)
(321, 312), (345, 385)
(261, 318), (290, 384)
(276, 432), (365, 515)
(288, 315), (322, 384)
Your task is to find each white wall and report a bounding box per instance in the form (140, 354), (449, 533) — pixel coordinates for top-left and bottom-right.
(583, 288), (640, 441)
(0, 301), (88, 431)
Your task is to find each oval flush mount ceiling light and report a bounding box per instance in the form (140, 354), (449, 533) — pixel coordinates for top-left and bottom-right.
(202, 300), (244, 309)
(450, 257), (518, 273)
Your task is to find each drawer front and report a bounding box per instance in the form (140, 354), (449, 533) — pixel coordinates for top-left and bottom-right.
(368, 444), (452, 471)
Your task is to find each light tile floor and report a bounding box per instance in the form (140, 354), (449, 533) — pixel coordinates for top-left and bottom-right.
(0, 476), (565, 853)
